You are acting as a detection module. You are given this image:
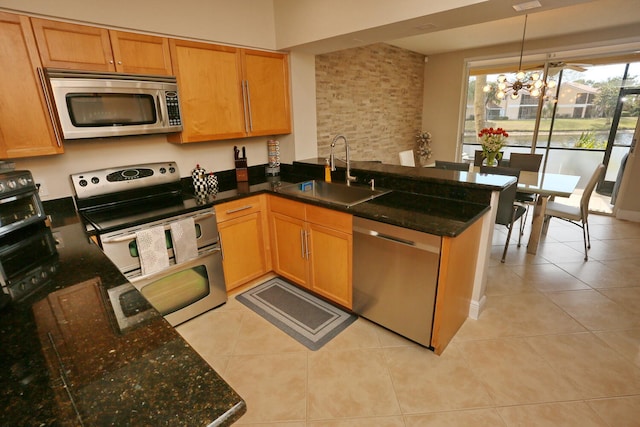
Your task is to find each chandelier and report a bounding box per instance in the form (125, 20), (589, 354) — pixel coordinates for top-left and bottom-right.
(483, 14), (556, 99)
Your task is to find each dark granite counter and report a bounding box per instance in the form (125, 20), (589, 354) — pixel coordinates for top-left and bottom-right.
(1, 201), (246, 426)
(1, 160), (510, 426)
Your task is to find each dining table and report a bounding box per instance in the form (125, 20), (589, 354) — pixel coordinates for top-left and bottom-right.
(512, 170), (581, 254)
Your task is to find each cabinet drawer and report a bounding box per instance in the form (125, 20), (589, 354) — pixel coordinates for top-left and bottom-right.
(269, 195), (306, 221)
(215, 195), (264, 222)
(306, 205), (352, 234)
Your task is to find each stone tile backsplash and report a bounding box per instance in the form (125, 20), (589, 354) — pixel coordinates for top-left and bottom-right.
(315, 43), (425, 165)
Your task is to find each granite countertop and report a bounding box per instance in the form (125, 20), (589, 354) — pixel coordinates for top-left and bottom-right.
(1, 161), (509, 425)
(1, 201), (246, 426)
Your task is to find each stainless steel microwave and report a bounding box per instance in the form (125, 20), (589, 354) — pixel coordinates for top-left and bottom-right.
(44, 69), (183, 140)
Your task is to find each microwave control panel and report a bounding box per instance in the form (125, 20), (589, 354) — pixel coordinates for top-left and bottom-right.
(165, 91), (182, 126)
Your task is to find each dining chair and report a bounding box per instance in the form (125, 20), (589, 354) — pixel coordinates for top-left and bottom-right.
(399, 150), (415, 166)
(434, 160), (469, 171)
(543, 163), (605, 261)
(508, 153), (544, 236)
(480, 165), (527, 263)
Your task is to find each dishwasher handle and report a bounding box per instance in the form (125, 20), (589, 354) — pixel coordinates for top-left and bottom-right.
(353, 225), (441, 254)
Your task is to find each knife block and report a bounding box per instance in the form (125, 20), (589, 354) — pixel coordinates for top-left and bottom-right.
(235, 159), (248, 182)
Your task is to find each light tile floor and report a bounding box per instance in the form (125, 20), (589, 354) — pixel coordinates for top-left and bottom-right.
(177, 213), (640, 426)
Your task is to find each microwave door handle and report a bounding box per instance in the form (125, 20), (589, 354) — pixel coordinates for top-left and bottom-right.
(156, 95), (164, 125)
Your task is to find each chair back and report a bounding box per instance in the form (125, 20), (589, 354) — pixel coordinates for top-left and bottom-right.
(399, 150), (415, 166)
(580, 164), (605, 219)
(434, 160), (469, 171)
(509, 153), (543, 172)
(481, 166), (521, 226)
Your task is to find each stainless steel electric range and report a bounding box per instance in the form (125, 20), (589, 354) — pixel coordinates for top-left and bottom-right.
(70, 162), (227, 327)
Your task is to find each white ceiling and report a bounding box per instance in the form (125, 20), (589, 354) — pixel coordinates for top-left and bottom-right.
(389, 0), (640, 56)
(285, 0), (640, 56)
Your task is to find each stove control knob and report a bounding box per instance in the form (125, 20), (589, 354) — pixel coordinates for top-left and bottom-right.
(169, 167), (176, 174)
(18, 177), (29, 187)
(91, 177), (100, 184)
(7, 180), (17, 190)
(159, 167), (167, 174)
(0, 183), (5, 193)
(78, 179), (88, 187)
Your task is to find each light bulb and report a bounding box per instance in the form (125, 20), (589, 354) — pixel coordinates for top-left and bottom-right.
(534, 80), (543, 89)
(497, 91), (505, 99)
(497, 74), (507, 83)
(498, 82), (507, 90)
(510, 92), (519, 100)
(530, 88), (540, 97)
(531, 72), (540, 81)
(547, 80), (557, 88)
(483, 84), (491, 93)
(516, 71), (526, 80)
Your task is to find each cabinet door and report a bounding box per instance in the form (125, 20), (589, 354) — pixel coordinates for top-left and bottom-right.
(241, 49), (291, 136)
(109, 31), (172, 75)
(0, 12), (62, 158)
(270, 212), (308, 287)
(218, 211), (269, 291)
(31, 18), (115, 71)
(307, 223), (352, 309)
(168, 40), (246, 143)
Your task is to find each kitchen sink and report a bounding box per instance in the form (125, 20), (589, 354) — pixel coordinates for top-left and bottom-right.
(277, 180), (391, 208)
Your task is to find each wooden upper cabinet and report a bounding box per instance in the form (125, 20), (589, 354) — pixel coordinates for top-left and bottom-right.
(0, 12), (62, 158)
(168, 40), (291, 143)
(31, 18), (172, 75)
(241, 49), (291, 137)
(31, 18), (115, 71)
(108, 31), (172, 75)
(168, 40), (246, 143)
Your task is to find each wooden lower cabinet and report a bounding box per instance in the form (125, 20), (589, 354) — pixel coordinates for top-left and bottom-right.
(269, 196), (352, 309)
(215, 195), (271, 291)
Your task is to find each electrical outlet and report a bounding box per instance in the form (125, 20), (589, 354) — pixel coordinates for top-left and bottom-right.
(37, 182), (48, 197)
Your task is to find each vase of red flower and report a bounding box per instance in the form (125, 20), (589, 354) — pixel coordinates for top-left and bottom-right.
(478, 127), (508, 167)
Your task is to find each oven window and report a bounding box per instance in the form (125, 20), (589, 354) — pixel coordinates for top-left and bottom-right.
(139, 265), (209, 315)
(0, 193), (40, 230)
(1, 230), (56, 278)
(128, 225), (202, 258)
(66, 93), (156, 127)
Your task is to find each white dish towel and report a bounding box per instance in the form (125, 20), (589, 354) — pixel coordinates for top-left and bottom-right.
(136, 225), (170, 276)
(170, 217), (198, 264)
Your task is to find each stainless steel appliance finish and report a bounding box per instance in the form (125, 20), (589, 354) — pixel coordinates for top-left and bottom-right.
(352, 217), (441, 347)
(45, 69), (182, 140)
(0, 170), (46, 237)
(72, 162), (227, 326)
(0, 222), (59, 301)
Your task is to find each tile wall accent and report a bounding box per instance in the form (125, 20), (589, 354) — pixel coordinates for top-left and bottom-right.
(315, 43), (425, 165)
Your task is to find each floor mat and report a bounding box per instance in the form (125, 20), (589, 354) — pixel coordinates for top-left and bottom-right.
(236, 277), (357, 350)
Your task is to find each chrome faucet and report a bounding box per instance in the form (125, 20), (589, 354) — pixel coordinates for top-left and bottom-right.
(329, 134), (357, 186)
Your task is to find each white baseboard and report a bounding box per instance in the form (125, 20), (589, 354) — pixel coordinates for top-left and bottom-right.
(615, 209), (640, 222)
(468, 295), (487, 320)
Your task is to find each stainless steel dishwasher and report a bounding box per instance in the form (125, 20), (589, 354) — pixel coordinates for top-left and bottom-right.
(352, 217), (441, 347)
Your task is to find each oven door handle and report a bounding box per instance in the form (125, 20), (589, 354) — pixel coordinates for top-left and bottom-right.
(128, 246), (220, 284)
(101, 212), (216, 244)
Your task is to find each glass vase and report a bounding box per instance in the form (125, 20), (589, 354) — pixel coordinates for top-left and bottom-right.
(482, 153), (499, 167)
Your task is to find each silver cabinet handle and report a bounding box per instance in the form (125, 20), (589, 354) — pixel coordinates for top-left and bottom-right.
(245, 80), (253, 132)
(225, 205), (252, 214)
(37, 68), (62, 147)
(300, 229), (305, 258)
(241, 80), (249, 134)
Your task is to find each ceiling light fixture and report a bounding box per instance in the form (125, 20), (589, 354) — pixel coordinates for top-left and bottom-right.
(483, 14), (556, 100)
